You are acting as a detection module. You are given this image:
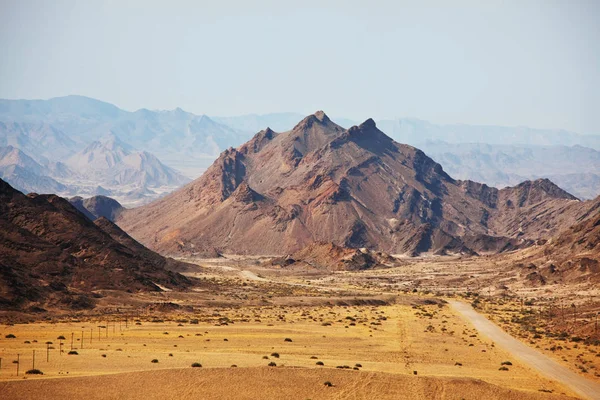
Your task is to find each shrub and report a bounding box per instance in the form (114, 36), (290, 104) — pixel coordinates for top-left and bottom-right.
(284, 338), (292, 342)
(230, 364), (237, 368)
(316, 361), (324, 366)
(271, 352), (280, 358)
(191, 362), (202, 367)
(68, 351), (78, 355)
(268, 361), (277, 367)
(355, 363), (362, 368)
(5, 334), (16, 339)
(499, 366), (509, 371)
(151, 359), (159, 363)
(324, 381), (333, 387)
(101, 354), (107, 358)
(57, 335), (66, 340)
(501, 361), (512, 366)
(25, 369), (43, 375)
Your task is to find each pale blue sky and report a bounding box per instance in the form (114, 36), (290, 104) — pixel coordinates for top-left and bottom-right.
(0, 0), (599, 134)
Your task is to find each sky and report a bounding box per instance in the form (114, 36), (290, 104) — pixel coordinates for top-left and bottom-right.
(0, 0), (599, 134)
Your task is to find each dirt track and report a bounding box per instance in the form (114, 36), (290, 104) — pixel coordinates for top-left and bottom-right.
(450, 300), (600, 400)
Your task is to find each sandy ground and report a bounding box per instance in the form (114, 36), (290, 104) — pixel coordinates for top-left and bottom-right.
(0, 367), (578, 400)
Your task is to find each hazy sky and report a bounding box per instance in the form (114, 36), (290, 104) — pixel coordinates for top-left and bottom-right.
(1, 0), (599, 134)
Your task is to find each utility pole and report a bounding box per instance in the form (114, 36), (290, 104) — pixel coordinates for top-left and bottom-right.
(90, 328), (93, 345)
(47, 342), (50, 362)
(16, 354), (19, 376)
(81, 330), (84, 349)
(32, 350), (35, 370)
(71, 332), (74, 350)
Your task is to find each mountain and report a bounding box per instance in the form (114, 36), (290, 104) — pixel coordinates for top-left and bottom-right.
(0, 178), (189, 311)
(117, 112), (593, 257)
(417, 142), (600, 199)
(65, 133), (190, 190)
(68, 195), (124, 222)
(0, 146), (72, 195)
(4, 96), (599, 200)
(0, 121), (78, 164)
(0, 96), (250, 178)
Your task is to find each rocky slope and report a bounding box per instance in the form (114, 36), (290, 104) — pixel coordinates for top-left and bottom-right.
(520, 196), (600, 284)
(0, 179), (189, 311)
(117, 112), (592, 256)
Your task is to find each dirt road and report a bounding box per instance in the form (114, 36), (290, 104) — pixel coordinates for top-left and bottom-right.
(450, 300), (600, 400)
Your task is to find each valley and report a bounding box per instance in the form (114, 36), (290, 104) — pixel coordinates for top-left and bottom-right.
(1, 254), (599, 399)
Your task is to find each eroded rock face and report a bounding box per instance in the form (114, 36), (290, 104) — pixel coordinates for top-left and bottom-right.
(117, 112), (592, 257)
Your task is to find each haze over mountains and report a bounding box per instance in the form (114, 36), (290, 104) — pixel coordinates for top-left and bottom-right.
(2, 96), (599, 203)
(117, 112), (598, 257)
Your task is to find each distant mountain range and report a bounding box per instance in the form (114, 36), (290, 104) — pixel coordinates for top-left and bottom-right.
(1, 96), (599, 201)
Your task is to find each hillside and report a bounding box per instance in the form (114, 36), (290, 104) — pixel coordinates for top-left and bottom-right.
(117, 112), (591, 256)
(523, 196), (600, 283)
(0, 179), (189, 311)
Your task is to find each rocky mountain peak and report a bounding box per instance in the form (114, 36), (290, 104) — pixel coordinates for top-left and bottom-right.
(117, 112), (590, 257)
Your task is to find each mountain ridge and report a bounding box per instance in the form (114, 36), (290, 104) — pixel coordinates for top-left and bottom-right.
(117, 112), (591, 257)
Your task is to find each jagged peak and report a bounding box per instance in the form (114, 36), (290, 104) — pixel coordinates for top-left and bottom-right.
(292, 111), (332, 131)
(359, 118), (376, 129)
(313, 110), (329, 122)
(239, 127), (279, 155)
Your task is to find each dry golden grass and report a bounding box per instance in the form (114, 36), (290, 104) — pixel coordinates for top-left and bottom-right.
(0, 303), (576, 398)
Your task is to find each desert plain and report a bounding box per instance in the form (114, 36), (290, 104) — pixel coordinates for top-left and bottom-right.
(1, 254), (599, 400)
